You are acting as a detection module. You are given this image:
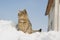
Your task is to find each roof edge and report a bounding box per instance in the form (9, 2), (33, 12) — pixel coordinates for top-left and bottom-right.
(45, 0), (53, 16)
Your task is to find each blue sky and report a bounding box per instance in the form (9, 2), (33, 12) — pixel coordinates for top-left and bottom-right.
(0, 0), (48, 31)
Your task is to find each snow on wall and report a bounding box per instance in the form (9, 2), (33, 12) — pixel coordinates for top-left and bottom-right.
(0, 20), (60, 40)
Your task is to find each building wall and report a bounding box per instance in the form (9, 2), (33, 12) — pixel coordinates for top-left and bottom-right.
(48, 3), (55, 31)
(58, 4), (60, 30)
(48, 0), (60, 31)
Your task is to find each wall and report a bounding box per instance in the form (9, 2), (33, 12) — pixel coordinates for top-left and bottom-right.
(58, 4), (60, 30)
(48, 3), (55, 31)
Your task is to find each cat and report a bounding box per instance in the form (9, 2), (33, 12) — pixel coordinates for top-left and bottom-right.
(18, 9), (32, 34)
(17, 9), (42, 34)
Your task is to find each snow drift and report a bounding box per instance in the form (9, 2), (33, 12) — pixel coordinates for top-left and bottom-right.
(0, 20), (60, 40)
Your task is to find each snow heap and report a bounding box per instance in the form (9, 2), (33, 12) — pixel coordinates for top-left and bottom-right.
(0, 20), (60, 40)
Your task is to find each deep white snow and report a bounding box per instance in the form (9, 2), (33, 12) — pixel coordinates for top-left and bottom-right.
(0, 20), (60, 40)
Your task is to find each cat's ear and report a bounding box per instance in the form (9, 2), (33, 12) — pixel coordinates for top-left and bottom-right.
(23, 9), (27, 14)
(18, 10), (21, 16)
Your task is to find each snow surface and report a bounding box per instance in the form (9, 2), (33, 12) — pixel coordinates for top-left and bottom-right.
(0, 20), (60, 40)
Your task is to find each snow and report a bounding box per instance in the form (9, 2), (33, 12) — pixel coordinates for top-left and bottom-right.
(0, 20), (60, 40)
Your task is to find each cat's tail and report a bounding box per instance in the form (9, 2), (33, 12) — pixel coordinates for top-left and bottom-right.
(32, 29), (42, 33)
(38, 29), (42, 32)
